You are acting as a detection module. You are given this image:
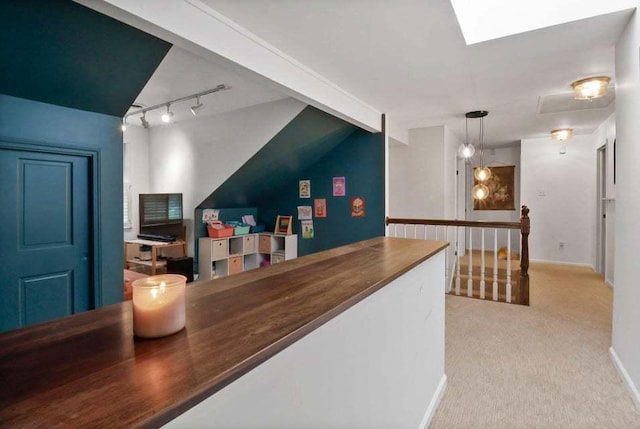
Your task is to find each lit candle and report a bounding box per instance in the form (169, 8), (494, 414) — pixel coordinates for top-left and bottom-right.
(132, 274), (186, 338)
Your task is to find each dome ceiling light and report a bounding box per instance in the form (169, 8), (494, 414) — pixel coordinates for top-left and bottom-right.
(571, 76), (610, 101)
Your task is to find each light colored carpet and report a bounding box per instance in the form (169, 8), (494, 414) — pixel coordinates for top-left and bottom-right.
(430, 262), (640, 429)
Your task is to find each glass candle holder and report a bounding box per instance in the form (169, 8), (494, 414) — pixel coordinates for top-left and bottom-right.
(132, 274), (186, 338)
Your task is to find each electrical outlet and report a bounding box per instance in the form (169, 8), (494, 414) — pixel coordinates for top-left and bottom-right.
(559, 242), (565, 249)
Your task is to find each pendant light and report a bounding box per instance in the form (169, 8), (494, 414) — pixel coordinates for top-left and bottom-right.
(457, 114), (475, 160)
(467, 110), (491, 201)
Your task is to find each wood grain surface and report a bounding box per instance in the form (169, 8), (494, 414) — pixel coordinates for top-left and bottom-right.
(0, 237), (447, 428)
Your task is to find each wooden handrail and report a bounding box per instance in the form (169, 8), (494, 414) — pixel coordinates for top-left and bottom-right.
(386, 217), (520, 230)
(386, 206), (530, 306)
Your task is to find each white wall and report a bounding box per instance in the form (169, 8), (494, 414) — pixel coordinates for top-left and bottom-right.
(521, 135), (596, 266)
(611, 9), (640, 411)
(389, 126), (445, 219)
(593, 113), (616, 285)
(165, 252), (447, 429)
(123, 124), (150, 241)
(389, 125), (461, 219)
(134, 98), (305, 255)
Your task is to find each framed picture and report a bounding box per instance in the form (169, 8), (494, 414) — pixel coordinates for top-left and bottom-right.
(333, 177), (346, 196)
(473, 165), (516, 211)
(314, 198), (327, 218)
(299, 180), (311, 198)
(275, 215), (293, 234)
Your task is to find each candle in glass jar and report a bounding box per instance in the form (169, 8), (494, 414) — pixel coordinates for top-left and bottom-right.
(132, 274), (186, 338)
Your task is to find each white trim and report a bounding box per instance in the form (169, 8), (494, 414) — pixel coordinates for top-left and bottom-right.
(530, 259), (595, 269)
(605, 277), (614, 288)
(609, 347), (640, 411)
(419, 374), (448, 429)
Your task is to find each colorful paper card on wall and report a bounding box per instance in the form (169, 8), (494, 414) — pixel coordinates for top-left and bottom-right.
(314, 199), (327, 218)
(351, 197), (365, 217)
(297, 206), (312, 220)
(299, 180), (311, 198)
(333, 177), (346, 196)
(202, 209), (219, 222)
(301, 220), (314, 239)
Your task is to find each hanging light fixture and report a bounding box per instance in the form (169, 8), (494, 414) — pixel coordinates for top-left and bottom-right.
(550, 128), (573, 141)
(457, 113), (475, 160)
(466, 110), (491, 200)
(571, 76), (610, 101)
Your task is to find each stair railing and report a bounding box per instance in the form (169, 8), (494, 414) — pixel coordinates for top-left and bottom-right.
(386, 205), (530, 306)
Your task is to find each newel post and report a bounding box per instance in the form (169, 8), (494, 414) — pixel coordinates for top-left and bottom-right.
(519, 205), (530, 305)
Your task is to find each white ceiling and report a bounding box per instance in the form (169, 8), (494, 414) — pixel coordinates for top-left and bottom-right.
(127, 46), (288, 127)
(134, 0), (633, 147)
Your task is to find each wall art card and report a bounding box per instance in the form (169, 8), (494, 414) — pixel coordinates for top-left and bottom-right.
(351, 196), (365, 217)
(332, 176), (346, 196)
(299, 180), (311, 198)
(297, 205), (313, 220)
(301, 220), (314, 239)
(202, 209), (219, 222)
(314, 198), (327, 218)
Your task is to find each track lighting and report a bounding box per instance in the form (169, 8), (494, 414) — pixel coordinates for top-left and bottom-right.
(125, 84), (229, 129)
(190, 96), (204, 116)
(161, 104), (174, 123)
(140, 112), (150, 129)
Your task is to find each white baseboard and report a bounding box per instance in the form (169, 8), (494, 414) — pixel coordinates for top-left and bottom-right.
(605, 277), (614, 288)
(609, 347), (640, 411)
(530, 259), (593, 269)
(419, 374), (448, 429)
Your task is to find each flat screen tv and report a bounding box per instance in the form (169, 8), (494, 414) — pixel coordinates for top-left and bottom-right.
(139, 193), (183, 239)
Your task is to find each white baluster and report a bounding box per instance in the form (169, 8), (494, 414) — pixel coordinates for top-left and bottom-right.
(480, 228), (486, 299)
(424, 225), (427, 240)
(506, 231), (512, 303)
(444, 226), (450, 292)
(413, 225), (417, 239)
(467, 228), (473, 297)
(493, 229), (498, 301)
(435, 226), (439, 241)
(455, 226), (461, 295)
(403, 224), (407, 238)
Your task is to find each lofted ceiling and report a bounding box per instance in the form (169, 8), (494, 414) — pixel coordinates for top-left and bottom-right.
(184, 0), (632, 147)
(127, 46), (288, 128)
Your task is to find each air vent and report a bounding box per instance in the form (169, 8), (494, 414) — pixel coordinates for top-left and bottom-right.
(538, 89), (615, 114)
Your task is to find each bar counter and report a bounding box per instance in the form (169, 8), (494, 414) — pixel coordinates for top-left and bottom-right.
(0, 237), (448, 428)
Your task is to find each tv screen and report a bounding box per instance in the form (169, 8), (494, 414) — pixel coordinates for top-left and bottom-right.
(139, 193), (183, 238)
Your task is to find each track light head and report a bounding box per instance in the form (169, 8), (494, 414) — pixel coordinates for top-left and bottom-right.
(161, 104), (174, 123)
(190, 96), (204, 116)
(140, 112), (150, 129)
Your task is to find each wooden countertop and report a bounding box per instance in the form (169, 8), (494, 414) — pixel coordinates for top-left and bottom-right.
(0, 237), (448, 428)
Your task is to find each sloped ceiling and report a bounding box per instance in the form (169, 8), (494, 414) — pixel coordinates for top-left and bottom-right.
(0, 0), (170, 117)
(198, 106), (358, 209)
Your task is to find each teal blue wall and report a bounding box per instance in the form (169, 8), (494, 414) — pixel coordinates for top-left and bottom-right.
(0, 94), (123, 306)
(0, 0), (171, 116)
(258, 129), (385, 256)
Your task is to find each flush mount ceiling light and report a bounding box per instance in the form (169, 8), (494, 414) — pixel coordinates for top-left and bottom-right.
(124, 84), (230, 129)
(550, 128), (573, 141)
(571, 76), (610, 101)
(190, 96), (204, 116)
(465, 110), (491, 201)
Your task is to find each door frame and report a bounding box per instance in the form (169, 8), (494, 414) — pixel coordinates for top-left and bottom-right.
(0, 138), (102, 307)
(596, 143), (607, 275)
